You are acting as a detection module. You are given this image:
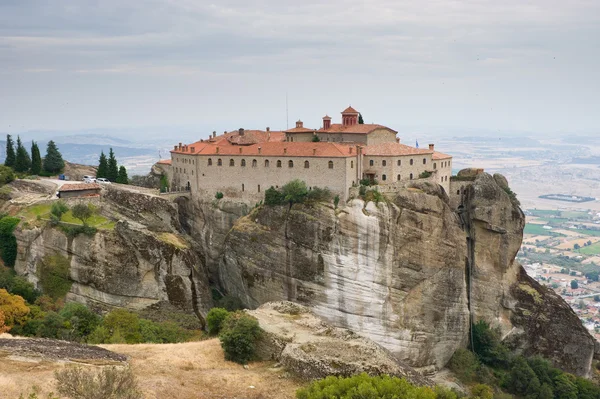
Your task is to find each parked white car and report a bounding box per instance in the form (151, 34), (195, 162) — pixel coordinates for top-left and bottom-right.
(97, 178), (111, 184)
(82, 175), (96, 183)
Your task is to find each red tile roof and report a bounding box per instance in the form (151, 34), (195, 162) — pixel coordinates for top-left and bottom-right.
(317, 123), (397, 135)
(432, 151), (452, 160)
(59, 183), (101, 192)
(284, 127), (316, 133)
(171, 130), (286, 154)
(196, 142), (356, 158)
(322, 115), (331, 120)
(362, 143), (433, 156)
(342, 106), (359, 114)
(157, 159), (172, 165)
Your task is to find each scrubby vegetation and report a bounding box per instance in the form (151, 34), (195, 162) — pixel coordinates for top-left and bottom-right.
(265, 180), (333, 207)
(55, 366), (142, 399)
(215, 309), (262, 364)
(447, 320), (600, 398)
(206, 307), (229, 335)
(0, 215), (19, 267)
(419, 171), (432, 178)
(297, 373), (460, 399)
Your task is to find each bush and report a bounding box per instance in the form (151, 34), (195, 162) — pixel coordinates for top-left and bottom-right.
(364, 189), (385, 204)
(448, 348), (480, 383)
(37, 254), (72, 300)
(419, 171), (432, 178)
(359, 185), (367, 196)
(0, 288), (30, 331)
(0, 165), (15, 186)
(51, 201), (69, 220)
(470, 384), (493, 399)
(219, 311), (262, 364)
(71, 203), (93, 226)
(0, 216), (20, 267)
(215, 295), (244, 311)
(334, 195), (340, 209)
(306, 187), (331, 202)
(59, 302), (101, 340)
(264, 186), (285, 206)
(55, 366), (142, 399)
(206, 307), (230, 335)
(215, 191), (224, 200)
(103, 309), (142, 344)
(472, 320), (509, 367)
(296, 373), (458, 399)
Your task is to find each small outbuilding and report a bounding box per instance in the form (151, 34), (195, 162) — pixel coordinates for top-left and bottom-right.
(58, 183), (101, 199)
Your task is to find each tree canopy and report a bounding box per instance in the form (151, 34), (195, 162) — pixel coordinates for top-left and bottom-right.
(116, 166), (129, 184)
(4, 134), (15, 167)
(42, 140), (64, 174)
(71, 203), (93, 226)
(358, 113), (364, 124)
(107, 148), (118, 182)
(30, 141), (42, 175)
(14, 136), (31, 173)
(96, 151), (108, 179)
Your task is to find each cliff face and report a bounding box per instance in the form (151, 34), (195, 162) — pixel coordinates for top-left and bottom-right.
(14, 216), (213, 326)
(215, 174), (596, 376)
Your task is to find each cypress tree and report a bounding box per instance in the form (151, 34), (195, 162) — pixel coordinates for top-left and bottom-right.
(5, 134), (15, 167)
(42, 140), (65, 174)
(14, 136), (32, 173)
(116, 166), (129, 184)
(358, 113), (364, 124)
(96, 151), (108, 179)
(107, 148), (118, 182)
(30, 141), (42, 175)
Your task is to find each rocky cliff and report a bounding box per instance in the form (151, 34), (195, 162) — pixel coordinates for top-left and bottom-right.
(211, 174), (596, 376)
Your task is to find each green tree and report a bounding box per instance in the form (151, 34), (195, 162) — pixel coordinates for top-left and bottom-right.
(51, 201), (69, 220)
(574, 243), (581, 250)
(42, 140), (64, 174)
(218, 311), (262, 364)
(59, 302), (101, 340)
(4, 134), (15, 167)
(553, 373), (578, 399)
(358, 113), (364, 124)
(472, 320), (509, 367)
(14, 136), (31, 173)
(71, 203), (93, 226)
(281, 179), (308, 205)
(311, 135), (320, 142)
(206, 308), (230, 335)
(96, 151), (108, 179)
(0, 165), (15, 186)
(585, 271), (599, 282)
(0, 216), (20, 267)
(30, 141), (42, 175)
(571, 280), (579, 289)
(159, 175), (169, 193)
(116, 165), (128, 184)
(107, 148), (118, 182)
(103, 308), (142, 344)
(504, 356), (541, 397)
(470, 384), (493, 399)
(264, 186), (284, 205)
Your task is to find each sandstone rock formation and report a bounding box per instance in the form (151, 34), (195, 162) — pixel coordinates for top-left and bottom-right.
(248, 301), (430, 385)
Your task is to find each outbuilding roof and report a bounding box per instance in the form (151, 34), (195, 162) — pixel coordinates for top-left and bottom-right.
(59, 183), (101, 192)
(362, 143), (433, 156)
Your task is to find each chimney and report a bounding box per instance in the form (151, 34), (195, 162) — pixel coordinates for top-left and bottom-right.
(239, 128), (245, 136)
(216, 147), (219, 154)
(313, 148), (316, 155)
(396, 138), (400, 143)
(191, 147), (195, 152)
(429, 144), (434, 150)
(323, 115), (331, 130)
(239, 147), (243, 153)
(284, 148), (287, 155)
(174, 145), (178, 150)
(266, 127), (270, 132)
(258, 147), (262, 154)
(349, 147), (353, 154)
(212, 131), (216, 138)
(178, 142), (182, 150)
(296, 120), (303, 128)
(268, 132), (271, 141)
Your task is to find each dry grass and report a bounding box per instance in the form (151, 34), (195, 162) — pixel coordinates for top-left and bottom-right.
(157, 232), (189, 249)
(0, 338), (304, 399)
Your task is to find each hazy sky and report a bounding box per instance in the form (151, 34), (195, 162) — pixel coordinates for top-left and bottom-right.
(1, 0), (599, 136)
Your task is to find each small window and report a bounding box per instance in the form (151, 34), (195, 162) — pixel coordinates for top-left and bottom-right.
(217, 158), (222, 166)
(410, 159), (414, 165)
(229, 159), (235, 166)
(252, 159), (257, 167)
(328, 160), (334, 169)
(304, 160), (310, 169)
(397, 174), (401, 181)
(241, 159), (246, 167)
(382, 160), (387, 167)
(258, 184), (261, 192)
(445, 176), (448, 182)
(397, 160), (401, 166)
(208, 158), (212, 166)
(382, 174), (387, 181)
(410, 173), (413, 180)
(351, 160), (354, 168)
(288, 160), (294, 168)
(423, 158), (426, 165)
(433, 162), (436, 169)
(192, 170), (194, 175)
(369, 160), (374, 166)
(277, 160), (282, 168)
(242, 184), (245, 192)
(457, 190), (460, 195)
(265, 159), (270, 167)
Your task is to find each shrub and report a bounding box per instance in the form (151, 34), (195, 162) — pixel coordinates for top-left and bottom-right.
(11, 276), (41, 304)
(215, 191), (224, 200)
(206, 307), (230, 335)
(364, 189), (385, 204)
(281, 179), (308, 205)
(50, 201), (69, 220)
(219, 311), (262, 364)
(55, 366), (142, 399)
(470, 384), (493, 399)
(472, 320), (509, 367)
(359, 185), (367, 196)
(103, 309), (142, 344)
(0, 165), (15, 186)
(139, 319), (191, 343)
(37, 311), (66, 339)
(71, 203), (93, 226)
(306, 187), (331, 202)
(0, 216), (20, 267)
(37, 254), (72, 300)
(0, 288), (30, 331)
(264, 186), (285, 206)
(215, 295), (244, 311)
(503, 356), (541, 397)
(59, 302), (101, 339)
(448, 348), (479, 383)
(419, 171), (432, 178)
(334, 195), (340, 209)
(296, 373), (458, 399)
(87, 325), (111, 344)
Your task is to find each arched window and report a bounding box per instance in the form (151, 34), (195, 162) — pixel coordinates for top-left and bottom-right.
(369, 160), (374, 166)
(304, 160), (310, 168)
(397, 160), (401, 166)
(457, 190), (460, 195)
(328, 161), (334, 169)
(252, 159), (257, 167)
(265, 160), (270, 167)
(423, 158), (426, 165)
(351, 160), (354, 168)
(208, 158), (212, 166)
(433, 162), (436, 169)
(229, 159), (235, 166)
(382, 174), (387, 181)
(277, 160), (282, 168)
(258, 185), (261, 192)
(288, 160), (294, 168)
(410, 159), (414, 165)
(217, 158), (222, 166)
(382, 160), (387, 166)
(242, 184), (245, 192)
(397, 174), (401, 181)
(241, 159), (246, 167)
(410, 173), (413, 180)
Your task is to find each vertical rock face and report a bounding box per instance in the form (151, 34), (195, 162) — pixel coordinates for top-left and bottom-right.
(217, 174), (596, 376)
(14, 221), (213, 324)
